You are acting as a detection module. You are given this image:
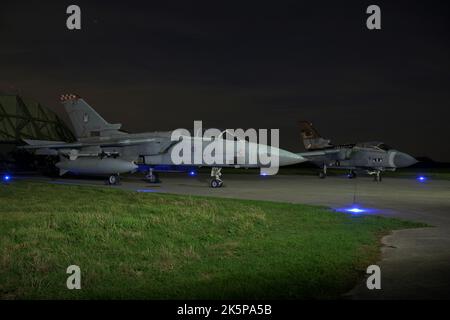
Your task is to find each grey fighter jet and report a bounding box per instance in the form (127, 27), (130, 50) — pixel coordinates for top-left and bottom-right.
(298, 121), (417, 181)
(21, 94), (305, 187)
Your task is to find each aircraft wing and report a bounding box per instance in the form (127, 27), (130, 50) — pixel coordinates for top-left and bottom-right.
(298, 149), (340, 159)
(21, 137), (159, 150)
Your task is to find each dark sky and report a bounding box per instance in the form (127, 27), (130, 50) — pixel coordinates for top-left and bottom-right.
(1, 1), (449, 160)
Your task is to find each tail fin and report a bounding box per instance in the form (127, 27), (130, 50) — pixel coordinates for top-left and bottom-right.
(60, 94), (124, 139)
(299, 121), (333, 150)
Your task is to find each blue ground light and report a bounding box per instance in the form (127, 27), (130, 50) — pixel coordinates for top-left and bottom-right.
(188, 170), (197, 176)
(417, 176), (427, 182)
(335, 205), (377, 215)
(2, 174), (11, 182)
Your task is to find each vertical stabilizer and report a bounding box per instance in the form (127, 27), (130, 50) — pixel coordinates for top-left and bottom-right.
(299, 121), (333, 150)
(60, 94), (124, 139)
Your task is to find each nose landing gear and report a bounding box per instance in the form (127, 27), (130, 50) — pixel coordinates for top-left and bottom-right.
(368, 170), (382, 182)
(210, 167), (223, 188)
(373, 171), (382, 182)
(145, 168), (160, 183)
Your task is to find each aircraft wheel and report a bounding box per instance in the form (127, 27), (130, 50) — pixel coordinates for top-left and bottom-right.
(210, 179), (222, 188)
(348, 171), (356, 179)
(318, 172), (326, 179)
(108, 174), (119, 185)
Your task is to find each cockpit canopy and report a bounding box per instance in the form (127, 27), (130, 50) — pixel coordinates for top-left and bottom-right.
(376, 143), (392, 151)
(356, 141), (392, 151)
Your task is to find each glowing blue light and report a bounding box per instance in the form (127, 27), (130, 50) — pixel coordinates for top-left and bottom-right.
(188, 171), (196, 176)
(347, 207), (365, 213)
(2, 175), (11, 182)
(260, 172), (268, 176)
(335, 205), (377, 215)
(417, 176), (427, 182)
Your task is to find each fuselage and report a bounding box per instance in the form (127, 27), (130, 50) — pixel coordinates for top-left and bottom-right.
(301, 141), (417, 172)
(59, 130), (304, 174)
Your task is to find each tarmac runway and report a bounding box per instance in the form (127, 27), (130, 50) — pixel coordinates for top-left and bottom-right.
(20, 173), (450, 299)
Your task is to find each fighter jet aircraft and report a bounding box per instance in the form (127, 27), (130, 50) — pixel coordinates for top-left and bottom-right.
(298, 121), (417, 181)
(21, 94), (305, 187)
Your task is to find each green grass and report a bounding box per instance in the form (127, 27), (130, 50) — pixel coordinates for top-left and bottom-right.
(0, 182), (424, 300)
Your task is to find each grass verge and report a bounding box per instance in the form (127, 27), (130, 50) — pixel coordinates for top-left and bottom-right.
(0, 181), (424, 299)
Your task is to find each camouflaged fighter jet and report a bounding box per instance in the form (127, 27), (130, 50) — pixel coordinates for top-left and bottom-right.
(298, 121), (417, 181)
(21, 94), (305, 187)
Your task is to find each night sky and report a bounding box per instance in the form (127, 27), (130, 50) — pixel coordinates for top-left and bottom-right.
(1, 1), (449, 160)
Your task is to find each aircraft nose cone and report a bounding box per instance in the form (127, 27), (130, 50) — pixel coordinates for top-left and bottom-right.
(394, 152), (417, 168)
(278, 150), (306, 166)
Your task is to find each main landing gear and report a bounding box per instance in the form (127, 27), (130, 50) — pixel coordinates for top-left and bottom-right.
(210, 167), (223, 188)
(107, 174), (120, 185)
(347, 170), (357, 179)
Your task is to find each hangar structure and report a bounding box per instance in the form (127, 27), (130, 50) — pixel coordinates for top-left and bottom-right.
(0, 93), (74, 146)
(0, 93), (74, 171)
